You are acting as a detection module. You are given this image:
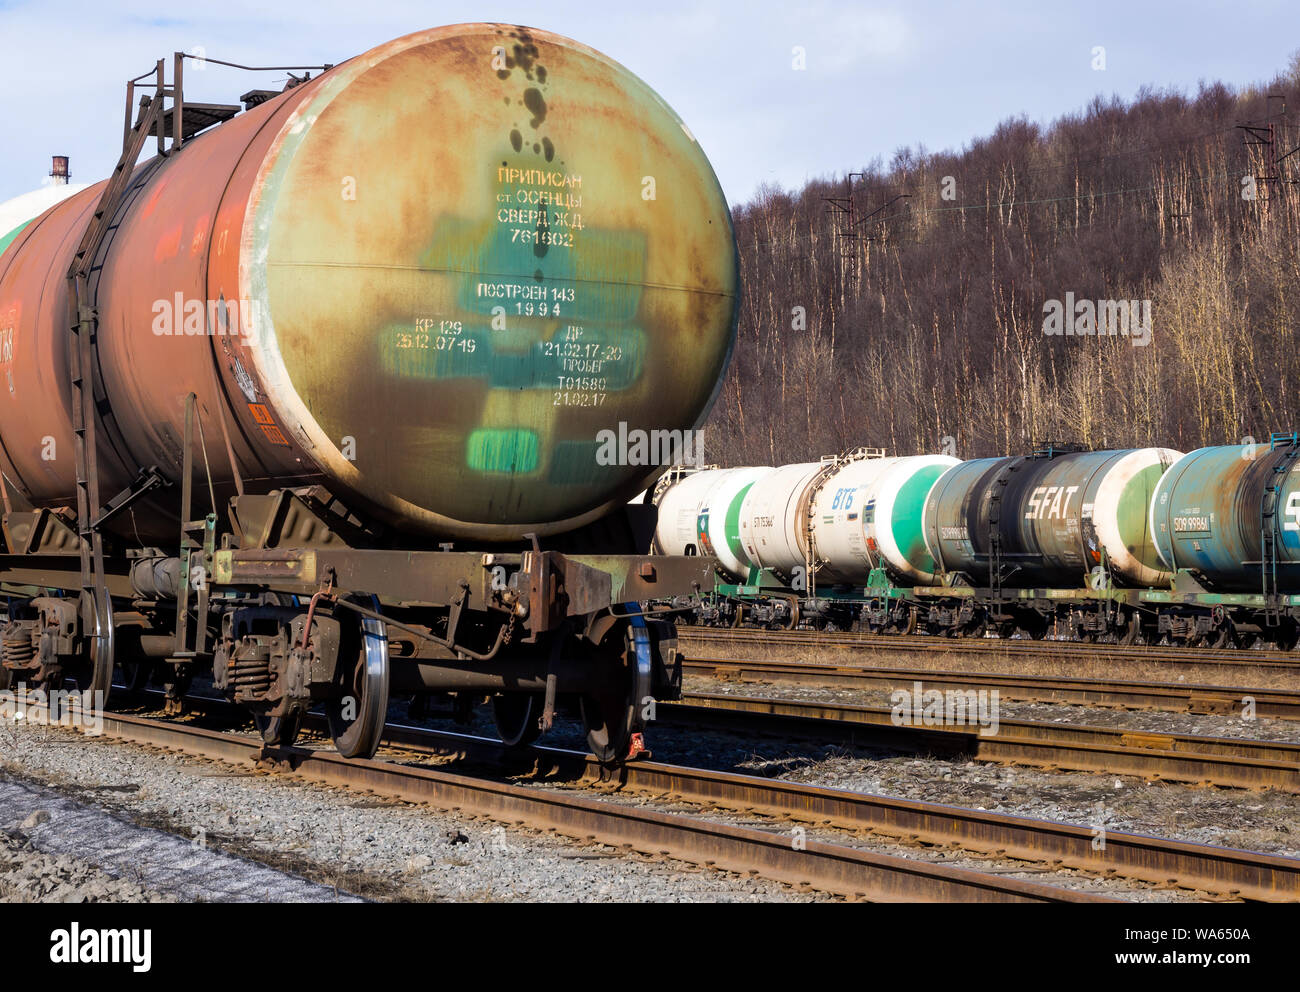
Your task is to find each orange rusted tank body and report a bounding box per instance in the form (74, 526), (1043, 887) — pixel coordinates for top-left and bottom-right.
(0, 24), (738, 542)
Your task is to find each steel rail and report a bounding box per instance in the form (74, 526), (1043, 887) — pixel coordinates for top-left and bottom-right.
(683, 658), (1300, 720)
(119, 690), (1300, 900)
(14, 702), (1110, 903)
(337, 721), (1300, 902)
(678, 626), (1300, 672)
(661, 693), (1300, 792)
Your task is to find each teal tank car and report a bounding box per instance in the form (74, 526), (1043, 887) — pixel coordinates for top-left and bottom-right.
(1151, 436), (1300, 593)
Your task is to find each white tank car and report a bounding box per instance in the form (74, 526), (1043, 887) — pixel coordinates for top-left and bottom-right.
(736, 461), (828, 582)
(653, 467), (773, 579)
(812, 454), (961, 584)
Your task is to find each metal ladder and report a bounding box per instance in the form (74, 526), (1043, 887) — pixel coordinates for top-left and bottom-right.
(1261, 431), (1299, 625)
(65, 64), (166, 620)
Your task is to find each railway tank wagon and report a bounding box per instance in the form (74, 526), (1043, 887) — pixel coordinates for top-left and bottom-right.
(661, 437), (1300, 650)
(0, 23), (738, 761)
(724, 450), (960, 628)
(1149, 434), (1300, 646)
(650, 464), (774, 625)
(0, 181), (91, 258)
(923, 446), (1181, 588)
(813, 452), (959, 586)
(918, 446), (1181, 638)
(652, 465), (772, 578)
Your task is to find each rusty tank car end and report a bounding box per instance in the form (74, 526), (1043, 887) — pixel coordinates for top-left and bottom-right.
(0, 24), (737, 763)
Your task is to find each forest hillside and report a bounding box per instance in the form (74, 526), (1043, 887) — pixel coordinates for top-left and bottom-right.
(706, 56), (1300, 465)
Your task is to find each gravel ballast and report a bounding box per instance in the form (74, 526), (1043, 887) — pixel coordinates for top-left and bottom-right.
(0, 718), (823, 903)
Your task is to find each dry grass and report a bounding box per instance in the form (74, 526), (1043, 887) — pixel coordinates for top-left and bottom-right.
(684, 635), (1300, 691)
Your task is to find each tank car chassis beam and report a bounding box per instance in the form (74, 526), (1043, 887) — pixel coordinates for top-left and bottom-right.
(696, 569), (1300, 648)
(879, 582), (1300, 647)
(211, 546), (709, 619)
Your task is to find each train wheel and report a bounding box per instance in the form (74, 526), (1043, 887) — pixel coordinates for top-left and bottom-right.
(74, 589), (114, 704)
(122, 661), (153, 692)
(1273, 624), (1300, 651)
(1204, 627), (1232, 649)
(580, 689), (637, 763)
(254, 711), (302, 748)
(900, 608), (918, 636)
(1118, 619), (1145, 646)
(781, 597), (800, 631)
(492, 693), (545, 748)
(582, 618), (652, 763)
(326, 611), (390, 759)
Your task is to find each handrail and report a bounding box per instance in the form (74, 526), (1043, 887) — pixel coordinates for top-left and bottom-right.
(177, 53), (332, 72)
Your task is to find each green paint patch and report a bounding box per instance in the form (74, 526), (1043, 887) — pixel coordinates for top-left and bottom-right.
(0, 220), (31, 261)
(1117, 462), (1168, 569)
(466, 428), (539, 474)
(725, 481), (755, 564)
(891, 464), (947, 574)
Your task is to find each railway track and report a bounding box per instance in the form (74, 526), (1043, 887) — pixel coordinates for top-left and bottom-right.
(678, 626), (1300, 676)
(372, 731), (1299, 902)
(127, 692), (1300, 900)
(8, 698), (1112, 904)
(684, 658), (1300, 720)
(663, 692), (1300, 792)
(19, 692), (1300, 901)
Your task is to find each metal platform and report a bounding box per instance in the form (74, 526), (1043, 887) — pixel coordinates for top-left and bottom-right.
(161, 102), (241, 141)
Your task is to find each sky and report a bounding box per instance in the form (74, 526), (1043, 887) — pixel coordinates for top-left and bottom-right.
(2, 0), (1299, 205)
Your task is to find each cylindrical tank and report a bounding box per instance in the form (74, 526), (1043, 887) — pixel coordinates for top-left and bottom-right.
(736, 461), (827, 582)
(923, 448), (1182, 588)
(654, 469), (721, 556)
(653, 466), (771, 579)
(811, 454), (960, 585)
(1151, 441), (1300, 591)
(0, 24), (738, 542)
(737, 454), (959, 587)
